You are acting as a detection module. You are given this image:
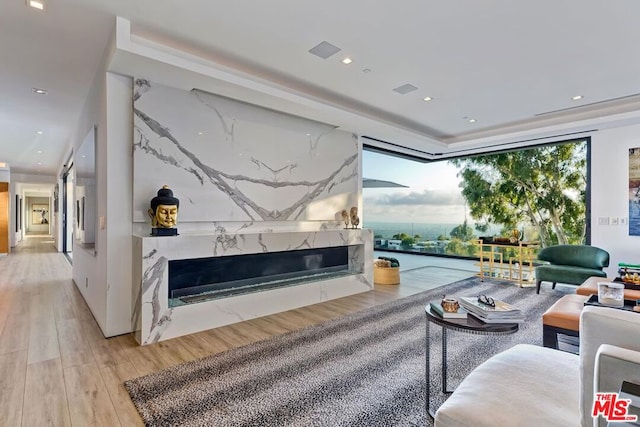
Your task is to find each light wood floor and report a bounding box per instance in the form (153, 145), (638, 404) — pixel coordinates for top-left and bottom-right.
(0, 237), (473, 427)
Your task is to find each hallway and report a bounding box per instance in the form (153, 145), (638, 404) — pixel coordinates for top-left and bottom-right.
(0, 237), (473, 426)
(0, 236), (140, 426)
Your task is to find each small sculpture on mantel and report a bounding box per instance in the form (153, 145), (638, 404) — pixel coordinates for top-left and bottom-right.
(341, 209), (350, 229)
(350, 206), (360, 229)
(149, 185), (179, 236)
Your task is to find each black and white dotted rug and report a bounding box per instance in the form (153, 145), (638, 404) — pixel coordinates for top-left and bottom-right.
(124, 277), (572, 426)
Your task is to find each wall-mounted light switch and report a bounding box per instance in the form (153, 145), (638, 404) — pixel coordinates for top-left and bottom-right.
(611, 217), (620, 226)
(99, 216), (105, 230)
(598, 217), (610, 225)
(621, 217), (628, 225)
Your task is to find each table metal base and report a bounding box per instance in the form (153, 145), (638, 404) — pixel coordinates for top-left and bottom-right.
(425, 318), (455, 420)
(424, 305), (519, 421)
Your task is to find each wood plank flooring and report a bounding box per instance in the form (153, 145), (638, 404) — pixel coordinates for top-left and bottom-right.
(0, 237), (473, 426)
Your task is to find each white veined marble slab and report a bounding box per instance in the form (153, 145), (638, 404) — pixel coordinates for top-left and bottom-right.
(133, 80), (359, 223)
(132, 229), (373, 345)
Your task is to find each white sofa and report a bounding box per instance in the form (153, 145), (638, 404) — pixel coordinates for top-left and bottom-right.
(434, 306), (640, 427)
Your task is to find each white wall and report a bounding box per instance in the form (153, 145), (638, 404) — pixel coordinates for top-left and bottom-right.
(69, 43), (111, 336)
(105, 72), (133, 336)
(591, 124), (640, 277)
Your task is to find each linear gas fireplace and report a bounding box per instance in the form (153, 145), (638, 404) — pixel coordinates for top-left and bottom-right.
(133, 229), (373, 344)
(168, 246), (359, 305)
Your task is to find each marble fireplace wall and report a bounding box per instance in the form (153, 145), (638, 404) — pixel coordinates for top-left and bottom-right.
(132, 79), (359, 224)
(132, 229), (373, 345)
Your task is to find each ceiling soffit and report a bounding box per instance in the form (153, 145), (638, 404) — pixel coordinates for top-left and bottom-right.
(112, 17), (640, 161)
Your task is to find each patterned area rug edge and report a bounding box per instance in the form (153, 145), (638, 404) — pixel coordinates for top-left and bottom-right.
(124, 277), (571, 427)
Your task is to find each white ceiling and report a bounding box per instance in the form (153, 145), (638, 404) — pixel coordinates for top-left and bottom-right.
(3, 0), (640, 175)
(19, 182), (52, 198)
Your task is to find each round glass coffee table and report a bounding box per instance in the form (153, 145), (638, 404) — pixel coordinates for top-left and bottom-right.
(425, 304), (519, 419)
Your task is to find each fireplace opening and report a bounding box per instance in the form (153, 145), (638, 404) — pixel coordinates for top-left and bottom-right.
(168, 245), (360, 305)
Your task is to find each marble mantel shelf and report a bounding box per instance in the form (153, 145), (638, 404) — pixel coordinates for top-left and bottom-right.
(132, 229), (373, 345)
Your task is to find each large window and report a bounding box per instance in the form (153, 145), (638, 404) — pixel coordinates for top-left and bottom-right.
(363, 139), (588, 257)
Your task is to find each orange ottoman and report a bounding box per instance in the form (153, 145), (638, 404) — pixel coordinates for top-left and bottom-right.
(542, 294), (589, 351)
(576, 276), (640, 300)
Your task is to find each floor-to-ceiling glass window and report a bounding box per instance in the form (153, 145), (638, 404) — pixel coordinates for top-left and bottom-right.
(363, 139), (589, 258)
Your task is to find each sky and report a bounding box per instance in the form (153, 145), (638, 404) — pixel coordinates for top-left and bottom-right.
(362, 150), (468, 224)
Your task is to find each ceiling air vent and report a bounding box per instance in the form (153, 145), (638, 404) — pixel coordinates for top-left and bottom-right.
(308, 41), (341, 59)
(392, 84), (419, 95)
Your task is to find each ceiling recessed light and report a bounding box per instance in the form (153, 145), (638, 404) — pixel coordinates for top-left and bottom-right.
(423, 97), (433, 102)
(341, 58), (353, 65)
(37, 162), (42, 165)
(28, 0), (45, 10)
(197, 132), (204, 135)
(468, 118), (477, 123)
(37, 150), (43, 154)
(572, 95), (583, 100)
(36, 130), (43, 135)
(32, 88), (47, 95)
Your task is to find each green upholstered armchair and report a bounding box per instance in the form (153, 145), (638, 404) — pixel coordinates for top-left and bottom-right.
(535, 245), (610, 294)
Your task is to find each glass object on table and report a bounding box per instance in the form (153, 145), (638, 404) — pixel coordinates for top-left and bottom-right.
(598, 282), (625, 307)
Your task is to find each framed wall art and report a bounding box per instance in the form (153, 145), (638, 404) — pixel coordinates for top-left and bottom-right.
(32, 204), (49, 225)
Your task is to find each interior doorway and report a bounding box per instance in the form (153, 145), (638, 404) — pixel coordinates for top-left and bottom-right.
(62, 165), (74, 261)
(24, 195), (51, 235)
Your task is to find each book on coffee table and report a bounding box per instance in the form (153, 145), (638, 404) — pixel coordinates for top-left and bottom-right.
(429, 301), (468, 319)
(467, 311), (525, 323)
(459, 296), (523, 322)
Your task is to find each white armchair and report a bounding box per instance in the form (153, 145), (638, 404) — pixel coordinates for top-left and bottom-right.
(434, 306), (640, 427)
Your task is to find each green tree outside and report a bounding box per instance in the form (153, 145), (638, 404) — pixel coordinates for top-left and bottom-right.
(445, 238), (479, 257)
(449, 219), (475, 241)
(401, 237), (416, 249)
(450, 141), (587, 247)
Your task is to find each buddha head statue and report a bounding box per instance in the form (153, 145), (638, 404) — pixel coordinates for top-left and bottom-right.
(148, 185), (179, 228)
